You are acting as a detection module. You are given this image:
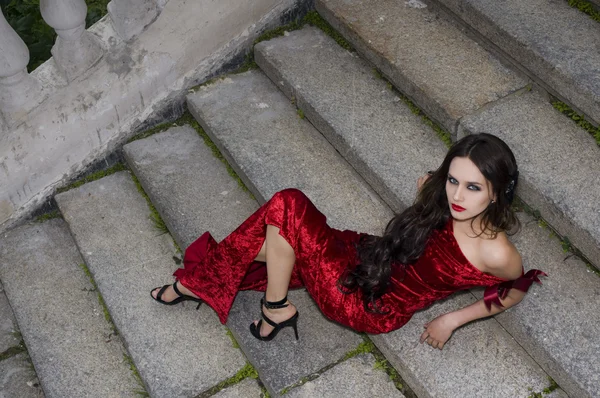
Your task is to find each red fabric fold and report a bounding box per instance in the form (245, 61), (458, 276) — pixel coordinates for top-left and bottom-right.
(483, 269), (547, 310)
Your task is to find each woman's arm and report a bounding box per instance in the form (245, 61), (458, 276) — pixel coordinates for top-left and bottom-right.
(420, 239), (524, 350)
(419, 288), (525, 349)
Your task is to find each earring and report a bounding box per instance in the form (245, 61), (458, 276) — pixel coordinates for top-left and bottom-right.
(490, 200), (495, 204)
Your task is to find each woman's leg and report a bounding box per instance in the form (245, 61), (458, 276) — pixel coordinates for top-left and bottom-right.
(253, 225), (297, 337)
(151, 225), (297, 329)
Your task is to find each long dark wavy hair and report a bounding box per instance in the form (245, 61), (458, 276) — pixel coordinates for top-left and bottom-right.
(339, 133), (520, 312)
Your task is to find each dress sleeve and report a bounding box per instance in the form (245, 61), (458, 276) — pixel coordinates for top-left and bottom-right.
(483, 269), (547, 310)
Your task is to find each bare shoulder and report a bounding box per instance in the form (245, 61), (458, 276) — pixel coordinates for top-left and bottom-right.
(480, 232), (523, 280)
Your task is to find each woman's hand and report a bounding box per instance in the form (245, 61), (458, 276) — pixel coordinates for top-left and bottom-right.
(420, 313), (458, 350)
(417, 171), (433, 192)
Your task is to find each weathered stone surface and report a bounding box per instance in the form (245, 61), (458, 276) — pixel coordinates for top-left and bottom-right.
(55, 172), (246, 398)
(187, 70), (393, 236)
(123, 126), (258, 247)
(255, 26), (447, 213)
(228, 289), (363, 396)
(458, 90), (600, 267)
(124, 125), (363, 396)
(108, 0), (159, 42)
(315, 0), (526, 134)
(0, 219), (139, 397)
(0, 282), (20, 353)
(433, 0), (600, 126)
(471, 212), (600, 398)
(211, 378), (264, 398)
(286, 353), (405, 398)
(0, 353), (44, 398)
(0, 0), (306, 237)
(371, 290), (566, 398)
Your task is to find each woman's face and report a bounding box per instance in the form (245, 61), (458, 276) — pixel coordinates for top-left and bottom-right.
(445, 156), (495, 221)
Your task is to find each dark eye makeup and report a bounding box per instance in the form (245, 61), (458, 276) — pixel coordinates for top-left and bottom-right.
(447, 175), (482, 191)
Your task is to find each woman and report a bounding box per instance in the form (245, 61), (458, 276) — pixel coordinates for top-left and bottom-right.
(151, 133), (545, 349)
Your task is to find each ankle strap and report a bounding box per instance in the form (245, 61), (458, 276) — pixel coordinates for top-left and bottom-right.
(172, 281), (183, 297)
(262, 295), (289, 309)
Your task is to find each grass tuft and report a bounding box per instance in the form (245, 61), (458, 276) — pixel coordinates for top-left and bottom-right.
(123, 353), (150, 397)
(297, 108), (305, 119)
(0, 344), (27, 361)
(129, 173), (170, 235)
(567, 0), (600, 22)
(552, 100), (600, 146)
(35, 210), (61, 222)
(225, 328), (240, 349)
(343, 339), (375, 360)
(197, 362), (259, 397)
(56, 163), (128, 194)
(527, 376), (560, 398)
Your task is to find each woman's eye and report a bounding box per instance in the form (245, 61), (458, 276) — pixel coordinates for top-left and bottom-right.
(468, 185), (481, 191)
(448, 177), (458, 184)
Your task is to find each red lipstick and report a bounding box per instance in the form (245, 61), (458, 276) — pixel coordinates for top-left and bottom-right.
(451, 204), (466, 212)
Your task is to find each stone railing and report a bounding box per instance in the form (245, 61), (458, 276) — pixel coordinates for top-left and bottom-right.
(0, 0), (161, 131)
(0, 0), (306, 233)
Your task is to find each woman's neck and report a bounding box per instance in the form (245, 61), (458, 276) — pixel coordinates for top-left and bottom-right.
(452, 216), (491, 238)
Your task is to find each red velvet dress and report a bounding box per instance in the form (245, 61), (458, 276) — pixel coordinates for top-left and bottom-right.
(174, 189), (544, 334)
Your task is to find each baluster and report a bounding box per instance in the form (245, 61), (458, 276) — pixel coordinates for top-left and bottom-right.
(0, 9), (43, 126)
(108, 0), (160, 42)
(40, 0), (104, 82)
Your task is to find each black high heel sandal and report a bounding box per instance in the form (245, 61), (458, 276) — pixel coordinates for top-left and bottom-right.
(249, 295), (299, 341)
(150, 281), (203, 310)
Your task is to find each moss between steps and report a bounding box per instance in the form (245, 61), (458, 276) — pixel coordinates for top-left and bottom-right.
(551, 100), (600, 146)
(196, 362), (261, 398)
(232, 10), (354, 74)
(34, 209), (61, 222)
(0, 343), (26, 361)
(566, 0), (600, 22)
(527, 377), (559, 398)
(56, 163), (128, 194)
(278, 336), (415, 397)
(512, 198), (599, 276)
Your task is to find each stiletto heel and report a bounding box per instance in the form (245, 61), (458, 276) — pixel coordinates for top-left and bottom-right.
(249, 295), (299, 341)
(150, 281), (203, 310)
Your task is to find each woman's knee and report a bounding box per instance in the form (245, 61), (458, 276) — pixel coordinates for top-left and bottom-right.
(273, 188), (310, 208)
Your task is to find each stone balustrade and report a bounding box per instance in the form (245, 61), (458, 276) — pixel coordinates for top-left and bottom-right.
(40, 0), (104, 82)
(0, 0), (164, 132)
(0, 9), (44, 127)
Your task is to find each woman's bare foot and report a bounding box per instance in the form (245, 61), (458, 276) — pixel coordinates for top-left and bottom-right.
(151, 281), (200, 303)
(253, 301), (297, 337)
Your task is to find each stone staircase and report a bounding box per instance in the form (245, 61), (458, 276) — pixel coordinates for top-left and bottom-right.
(2, 2), (599, 397)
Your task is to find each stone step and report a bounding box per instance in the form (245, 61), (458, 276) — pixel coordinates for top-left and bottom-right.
(255, 26), (448, 213)
(0, 219), (139, 397)
(186, 69), (565, 397)
(430, 0), (600, 126)
(314, 0), (527, 136)
(54, 172), (247, 398)
(478, 211), (600, 398)
(187, 72), (392, 235)
(255, 28), (562, 396)
(123, 126), (370, 396)
(0, 282), (44, 398)
(458, 89), (600, 268)
(285, 353), (405, 398)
